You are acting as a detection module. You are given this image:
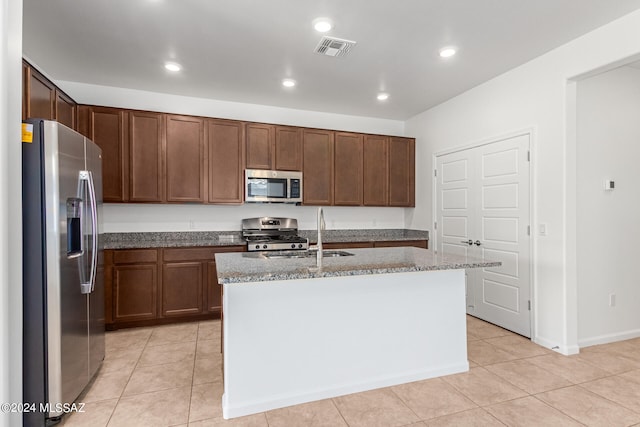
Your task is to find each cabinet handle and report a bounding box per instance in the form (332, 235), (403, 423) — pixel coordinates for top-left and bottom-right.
(460, 240), (473, 246)
(474, 240), (482, 246)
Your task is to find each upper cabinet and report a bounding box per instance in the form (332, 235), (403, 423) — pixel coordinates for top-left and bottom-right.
(23, 60), (78, 130)
(25, 65), (55, 120)
(55, 90), (77, 130)
(388, 137), (415, 207)
(303, 129), (334, 205)
(363, 135), (389, 206)
(78, 106), (128, 203)
(165, 115), (206, 203)
(129, 111), (164, 203)
(334, 132), (363, 206)
(207, 119), (245, 204)
(246, 124), (302, 171)
(274, 126), (302, 171)
(74, 104), (414, 208)
(246, 123), (273, 170)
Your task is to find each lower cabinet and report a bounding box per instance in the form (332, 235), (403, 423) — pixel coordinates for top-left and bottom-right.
(109, 249), (159, 325)
(105, 245), (245, 330)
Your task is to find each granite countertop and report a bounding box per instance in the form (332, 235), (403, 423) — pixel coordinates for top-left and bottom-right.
(215, 247), (500, 284)
(102, 229), (430, 250)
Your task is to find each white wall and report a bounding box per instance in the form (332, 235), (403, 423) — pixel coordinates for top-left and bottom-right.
(103, 204), (406, 232)
(405, 9), (640, 354)
(0, 0), (23, 425)
(53, 81), (410, 232)
(576, 65), (640, 346)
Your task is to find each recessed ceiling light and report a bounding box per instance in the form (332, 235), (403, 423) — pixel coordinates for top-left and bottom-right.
(164, 62), (182, 72)
(377, 93), (389, 101)
(282, 78), (296, 88)
(439, 47), (457, 58)
(313, 18), (333, 33)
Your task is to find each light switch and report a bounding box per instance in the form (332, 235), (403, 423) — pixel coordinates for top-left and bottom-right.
(539, 224), (547, 236)
(604, 180), (615, 191)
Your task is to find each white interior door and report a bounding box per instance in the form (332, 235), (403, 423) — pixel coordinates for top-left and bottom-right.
(435, 150), (476, 310)
(436, 134), (531, 337)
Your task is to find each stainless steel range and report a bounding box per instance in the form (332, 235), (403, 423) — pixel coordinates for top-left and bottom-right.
(242, 217), (309, 251)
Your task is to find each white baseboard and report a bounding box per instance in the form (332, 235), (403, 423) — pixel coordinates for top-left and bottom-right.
(578, 329), (640, 349)
(533, 336), (579, 355)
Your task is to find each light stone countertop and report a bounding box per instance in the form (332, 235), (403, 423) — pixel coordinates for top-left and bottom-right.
(215, 247), (500, 284)
(102, 229), (429, 250)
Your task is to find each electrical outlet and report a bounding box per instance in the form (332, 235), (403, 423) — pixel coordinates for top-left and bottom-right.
(609, 293), (616, 307)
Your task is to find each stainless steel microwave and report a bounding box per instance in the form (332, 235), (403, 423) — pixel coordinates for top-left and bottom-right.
(245, 169), (302, 203)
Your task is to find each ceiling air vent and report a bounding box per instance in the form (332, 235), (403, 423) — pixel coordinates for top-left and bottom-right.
(314, 36), (356, 57)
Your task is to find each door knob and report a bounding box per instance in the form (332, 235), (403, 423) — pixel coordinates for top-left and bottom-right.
(474, 240), (482, 246)
(460, 240), (473, 245)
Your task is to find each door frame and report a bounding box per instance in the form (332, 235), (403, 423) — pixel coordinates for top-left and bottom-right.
(432, 128), (536, 340)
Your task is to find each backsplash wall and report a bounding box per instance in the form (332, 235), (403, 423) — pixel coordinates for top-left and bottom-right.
(102, 204), (409, 233)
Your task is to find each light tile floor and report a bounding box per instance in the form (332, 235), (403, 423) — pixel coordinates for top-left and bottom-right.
(60, 316), (640, 427)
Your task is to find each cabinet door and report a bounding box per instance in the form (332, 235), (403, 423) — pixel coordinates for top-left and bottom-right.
(22, 61), (28, 121)
(81, 106), (128, 202)
(55, 90), (77, 130)
(129, 111), (164, 202)
(334, 132), (363, 206)
(26, 67), (55, 120)
(165, 115), (206, 202)
(363, 135), (388, 206)
(388, 137), (415, 207)
(113, 264), (158, 322)
(303, 129), (334, 205)
(246, 123), (273, 170)
(207, 261), (222, 313)
(161, 261), (204, 317)
(374, 240), (427, 249)
(208, 119), (244, 204)
(274, 126), (302, 171)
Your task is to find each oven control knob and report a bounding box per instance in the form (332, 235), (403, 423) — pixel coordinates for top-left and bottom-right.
(298, 244), (303, 248)
(255, 245), (260, 250)
(291, 244), (296, 249)
(262, 244), (268, 249)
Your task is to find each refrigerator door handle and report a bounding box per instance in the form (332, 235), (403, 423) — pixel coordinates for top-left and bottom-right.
(78, 170), (98, 294)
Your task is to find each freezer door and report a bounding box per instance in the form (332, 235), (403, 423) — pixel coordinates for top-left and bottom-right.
(43, 122), (90, 415)
(85, 138), (105, 379)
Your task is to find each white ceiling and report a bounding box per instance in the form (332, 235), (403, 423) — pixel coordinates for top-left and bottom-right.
(23, 0), (640, 120)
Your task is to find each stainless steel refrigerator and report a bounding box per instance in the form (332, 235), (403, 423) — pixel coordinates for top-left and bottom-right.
(22, 120), (104, 427)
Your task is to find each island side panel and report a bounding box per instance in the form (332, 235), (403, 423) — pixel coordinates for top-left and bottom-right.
(221, 269), (468, 419)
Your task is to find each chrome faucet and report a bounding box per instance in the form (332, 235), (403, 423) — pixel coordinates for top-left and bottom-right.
(316, 207), (325, 268)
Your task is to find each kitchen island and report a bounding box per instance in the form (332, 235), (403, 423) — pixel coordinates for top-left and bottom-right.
(215, 247), (500, 419)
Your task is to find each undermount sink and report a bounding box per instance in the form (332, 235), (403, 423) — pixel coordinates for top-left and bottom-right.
(262, 250), (354, 259)
(320, 250), (354, 257)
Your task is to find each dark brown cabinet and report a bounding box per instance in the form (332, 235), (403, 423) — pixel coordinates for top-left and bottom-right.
(25, 65), (56, 120)
(207, 119), (245, 204)
(207, 261), (222, 313)
(246, 123), (273, 170)
(55, 90), (76, 130)
(165, 115), (206, 203)
(22, 62), (28, 120)
(363, 135), (389, 206)
(129, 111), (164, 202)
(303, 129), (334, 205)
(374, 240), (427, 249)
(22, 61), (79, 130)
(274, 126), (302, 171)
(109, 249), (159, 325)
(334, 132), (363, 206)
(78, 106), (128, 202)
(388, 137), (415, 207)
(246, 124), (302, 171)
(105, 245), (245, 330)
